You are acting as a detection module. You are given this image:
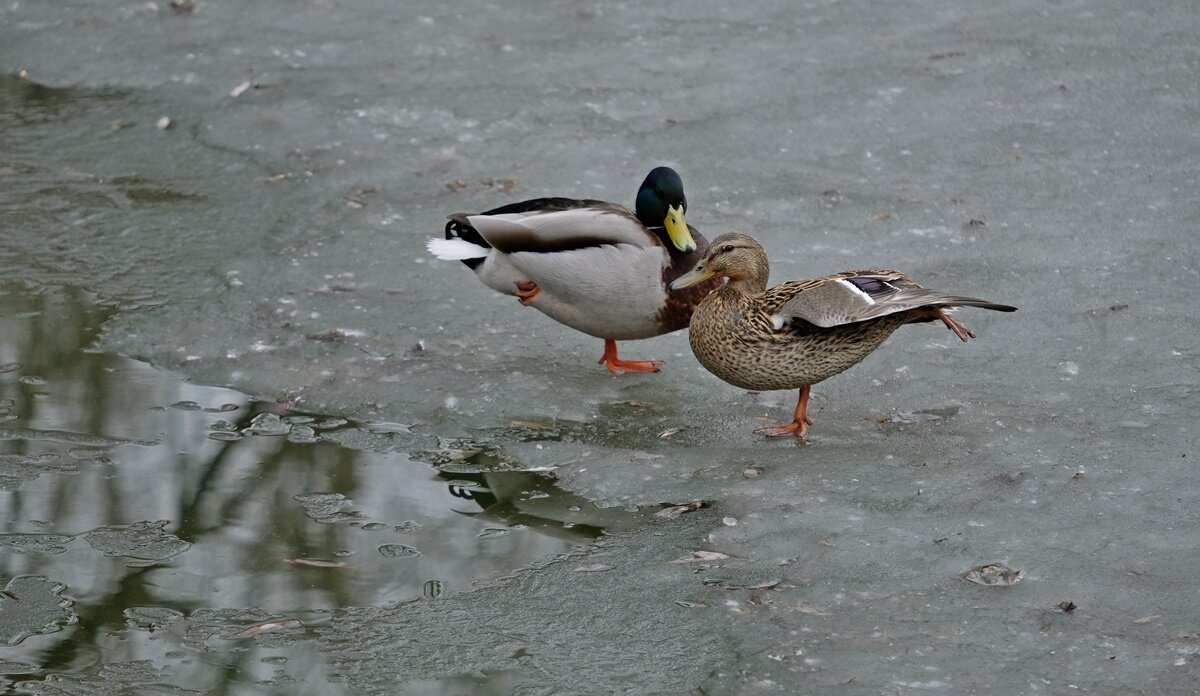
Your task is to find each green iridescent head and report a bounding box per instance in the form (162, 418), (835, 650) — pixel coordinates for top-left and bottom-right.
(635, 167), (695, 253)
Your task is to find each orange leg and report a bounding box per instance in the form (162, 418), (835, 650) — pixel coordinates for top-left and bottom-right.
(597, 339), (663, 374)
(755, 385), (813, 437)
(912, 306), (975, 342)
(514, 280), (540, 306)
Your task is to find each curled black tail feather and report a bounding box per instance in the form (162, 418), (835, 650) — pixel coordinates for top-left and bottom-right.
(445, 213), (490, 270)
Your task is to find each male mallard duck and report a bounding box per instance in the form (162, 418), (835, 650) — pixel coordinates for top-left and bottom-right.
(671, 232), (1017, 437)
(428, 167), (720, 373)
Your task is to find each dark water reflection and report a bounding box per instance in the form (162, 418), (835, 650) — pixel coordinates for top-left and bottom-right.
(0, 284), (632, 692)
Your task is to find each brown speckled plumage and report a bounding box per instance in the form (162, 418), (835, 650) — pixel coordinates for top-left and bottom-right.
(689, 289), (913, 391)
(671, 232), (1017, 437)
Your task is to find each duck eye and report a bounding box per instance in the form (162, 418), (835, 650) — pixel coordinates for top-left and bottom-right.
(722, 244), (734, 253)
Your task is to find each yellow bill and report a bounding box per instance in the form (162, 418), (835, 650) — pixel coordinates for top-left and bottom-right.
(664, 204), (696, 253)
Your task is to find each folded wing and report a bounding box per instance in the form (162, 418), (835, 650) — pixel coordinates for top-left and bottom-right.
(774, 272), (1016, 328)
(467, 207), (656, 254)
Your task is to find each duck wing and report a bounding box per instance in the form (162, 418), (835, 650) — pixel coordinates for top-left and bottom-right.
(770, 271), (1016, 328)
(466, 202), (657, 254)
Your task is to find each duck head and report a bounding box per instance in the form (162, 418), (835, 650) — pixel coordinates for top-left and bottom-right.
(670, 232), (769, 292)
(635, 166), (696, 253)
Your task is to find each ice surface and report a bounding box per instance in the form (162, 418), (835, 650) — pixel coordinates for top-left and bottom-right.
(0, 286), (620, 691)
(2, 0), (1199, 692)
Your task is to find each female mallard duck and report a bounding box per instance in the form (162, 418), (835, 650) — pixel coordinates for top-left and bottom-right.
(427, 167), (720, 373)
(671, 232), (1017, 437)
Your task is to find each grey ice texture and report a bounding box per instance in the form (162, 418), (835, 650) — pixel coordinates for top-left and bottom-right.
(2, 0), (1199, 693)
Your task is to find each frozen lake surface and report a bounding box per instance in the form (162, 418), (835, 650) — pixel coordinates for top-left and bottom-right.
(2, 0), (1199, 692)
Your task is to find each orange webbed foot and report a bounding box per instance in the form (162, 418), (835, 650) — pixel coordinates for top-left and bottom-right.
(597, 339), (663, 374)
(939, 311), (976, 342)
(754, 420), (809, 438)
(912, 307), (975, 342)
(515, 280), (540, 306)
(755, 385), (813, 437)
(599, 357), (664, 374)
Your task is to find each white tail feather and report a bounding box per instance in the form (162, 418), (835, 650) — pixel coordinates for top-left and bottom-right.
(427, 237), (489, 261)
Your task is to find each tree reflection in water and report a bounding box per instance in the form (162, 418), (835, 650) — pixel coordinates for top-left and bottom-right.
(0, 284), (630, 693)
